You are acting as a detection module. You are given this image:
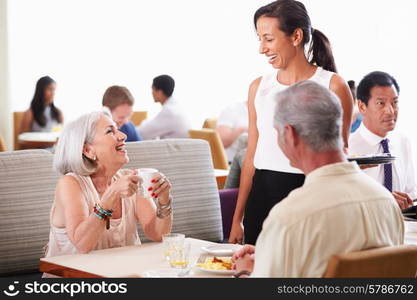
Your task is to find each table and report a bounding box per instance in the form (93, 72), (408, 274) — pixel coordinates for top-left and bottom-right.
(214, 169), (229, 189)
(40, 224), (417, 278)
(18, 132), (60, 149)
(39, 238), (233, 278)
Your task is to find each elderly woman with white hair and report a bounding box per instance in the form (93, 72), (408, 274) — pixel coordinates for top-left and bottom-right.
(43, 111), (172, 263)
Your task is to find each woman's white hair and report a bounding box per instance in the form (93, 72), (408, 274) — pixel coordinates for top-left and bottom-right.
(54, 110), (111, 175)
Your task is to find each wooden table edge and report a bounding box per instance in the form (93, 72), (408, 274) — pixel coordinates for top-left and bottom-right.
(39, 260), (104, 278)
(19, 140), (57, 149)
(38, 238), (222, 278)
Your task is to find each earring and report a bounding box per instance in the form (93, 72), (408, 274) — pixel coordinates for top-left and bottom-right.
(93, 156), (97, 161)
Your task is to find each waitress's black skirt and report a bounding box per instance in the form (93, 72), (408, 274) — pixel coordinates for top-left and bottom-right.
(243, 169), (305, 245)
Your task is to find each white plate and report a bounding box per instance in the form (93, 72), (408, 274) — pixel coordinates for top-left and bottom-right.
(141, 269), (182, 278)
(195, 256), (235, 276)
(201, 244), (241, 256)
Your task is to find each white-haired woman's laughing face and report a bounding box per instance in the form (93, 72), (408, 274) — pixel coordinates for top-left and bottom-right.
(83, 114), (129, 170)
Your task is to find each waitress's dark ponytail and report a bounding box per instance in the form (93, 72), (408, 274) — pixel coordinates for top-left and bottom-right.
(308, 28), (337, 73)
(255, 0), (338, 73)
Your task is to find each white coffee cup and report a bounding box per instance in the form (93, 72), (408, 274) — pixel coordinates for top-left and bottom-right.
(137, 168), (158, 198)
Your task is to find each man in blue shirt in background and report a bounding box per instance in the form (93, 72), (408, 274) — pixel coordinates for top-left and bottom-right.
(102, 85), (142, 142)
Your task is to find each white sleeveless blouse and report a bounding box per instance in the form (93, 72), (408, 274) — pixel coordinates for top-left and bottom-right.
(44, 170), (141, 259)
(253, 67), (334, 173)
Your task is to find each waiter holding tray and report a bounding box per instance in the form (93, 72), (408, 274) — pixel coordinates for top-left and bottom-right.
(349, 71), (416, 210)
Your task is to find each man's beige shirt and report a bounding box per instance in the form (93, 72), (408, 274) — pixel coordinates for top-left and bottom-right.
(252, 162), (404, 277)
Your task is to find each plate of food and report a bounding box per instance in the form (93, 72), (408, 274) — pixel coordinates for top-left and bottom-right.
(201, 244), (242, 256)
(195, 256), (234, 275)
(347, 154), (396, 165)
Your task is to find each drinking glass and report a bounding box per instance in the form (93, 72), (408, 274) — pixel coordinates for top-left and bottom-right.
(169, 242), (191, 269)
(162, 233), (185, 261)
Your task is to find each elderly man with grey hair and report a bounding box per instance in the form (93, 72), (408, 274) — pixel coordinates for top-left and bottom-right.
(232, 81), (404, 278)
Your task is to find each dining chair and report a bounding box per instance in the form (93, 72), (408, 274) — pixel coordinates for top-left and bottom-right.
(189, 128), (229, 170)
(0, 135), (6, 152)
(219, 188), (238, 240)
(13, 111), (24, 150)
(202, 117), (218, 129)
(322, 245), (417, 278)
(0, 149), (58, 276)
(131, 111), (148, 126)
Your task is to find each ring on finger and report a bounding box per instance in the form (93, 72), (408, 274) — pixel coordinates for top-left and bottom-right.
(155, 182), (168, 194)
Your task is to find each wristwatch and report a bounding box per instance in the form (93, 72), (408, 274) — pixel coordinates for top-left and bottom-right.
(233, 270), (251, 278)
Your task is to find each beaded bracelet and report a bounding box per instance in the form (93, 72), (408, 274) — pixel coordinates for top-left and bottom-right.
(93, 204), (111, 230)
(93, 211), (105, 220)
(95, 203), (113, 217)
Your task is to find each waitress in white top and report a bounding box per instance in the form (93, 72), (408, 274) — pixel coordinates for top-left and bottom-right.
(229, 0), (354, 245)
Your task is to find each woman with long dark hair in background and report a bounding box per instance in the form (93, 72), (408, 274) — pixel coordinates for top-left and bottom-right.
(229, 0), (354, 245)
(20, 76), (64, 133)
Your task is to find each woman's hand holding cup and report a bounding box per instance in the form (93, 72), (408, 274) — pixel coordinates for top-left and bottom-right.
(112, 169), (140, 199)
(137, 168), (172, 204)
(149, 173), (172, 205)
